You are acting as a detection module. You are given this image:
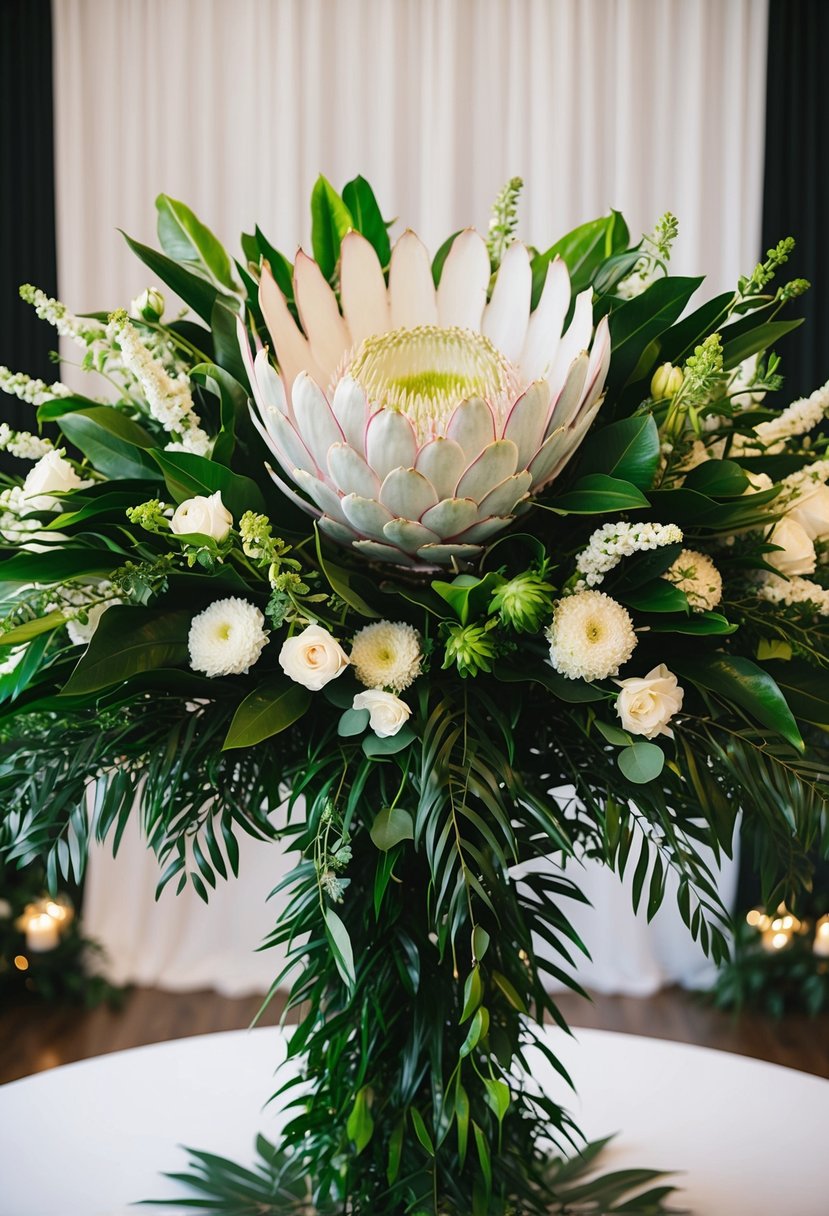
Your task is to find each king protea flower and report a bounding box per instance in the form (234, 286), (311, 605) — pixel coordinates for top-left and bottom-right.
(241, 229), (610, 569)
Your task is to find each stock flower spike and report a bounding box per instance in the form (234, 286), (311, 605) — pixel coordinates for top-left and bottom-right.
(241, 230), (610, 568)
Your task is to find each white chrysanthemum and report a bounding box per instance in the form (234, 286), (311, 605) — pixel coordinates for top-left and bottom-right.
(664, 549), (723, 612)
(546, 591), (637, 681)
(350, 619), (423, 693)
(188, 597), (269, 677)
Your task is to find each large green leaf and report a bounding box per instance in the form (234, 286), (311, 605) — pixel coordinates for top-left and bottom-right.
(721, 318), (804, 369)
(493, 662), (606, 703)
(675, 653), (804, 751)
(0, 609), (67, 645)
(60, 606), (192, 695)
(209, 299), (249, 387)
(222, 678), (311, 749)
(683, 459), (750, 497)
(122, 230), (228, 324)
(0, 549), (125, 587)
(577, 415), (660, 490)
(616, 580), (688, 613)
(37, 393), (105, 422)
(58, 407), (160, 480)
(607, 276), (703, 390)
(648, 612), (738, 636)
(531, 212), (629, 307)
(151, 449), (265, 518)
(156, 194), (238, 292)
(657, 290), (735, 365)
(314, 528), (380, 618)
(342, 175), (391, 267)
(190, 362), (249, 465)
(549, 473), (649, 514)
(253, 226), (295, 304)
(310, 175), (353, 281)
(432, 572), (503, 624)
(760, 659), (829, 728)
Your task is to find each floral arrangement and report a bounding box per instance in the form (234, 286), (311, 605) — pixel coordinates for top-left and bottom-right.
(1, 175), (828, 1214)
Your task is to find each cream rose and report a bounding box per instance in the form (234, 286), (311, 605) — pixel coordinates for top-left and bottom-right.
(766, 517), (816, 577)
(279, 623), (349, 691)
(353, 689), (412, 738)
(615, 664), (684, 739)
(170, 491), (233, 541)
(788, 485), (829, 542)
(22, 451), (84, 510)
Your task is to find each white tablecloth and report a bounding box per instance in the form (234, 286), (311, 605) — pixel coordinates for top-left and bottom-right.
(83, 803), (738, 997)
(1, 1027), (826, 1216)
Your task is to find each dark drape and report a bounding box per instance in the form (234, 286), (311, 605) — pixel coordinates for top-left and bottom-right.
(0, 0), (58, 458)
(761, 0), (829, 401)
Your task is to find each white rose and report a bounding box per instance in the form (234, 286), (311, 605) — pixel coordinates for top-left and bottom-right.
(788, 485), (829, 542)
(615, 664), (684, 739)
(170, 491), (233, 541)
(742, 471), (774, 495)
(279, 624), (349, 691)
(353, 689), (412, 738)
(66, 600), (116, 646)
(130, 287), (164, 322)
(22, 451), (84, 510)
(767, 517), (816, 577)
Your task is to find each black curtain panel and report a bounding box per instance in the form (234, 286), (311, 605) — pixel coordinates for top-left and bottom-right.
(761, 0), (829, 402)
(0, 0), (58, 460)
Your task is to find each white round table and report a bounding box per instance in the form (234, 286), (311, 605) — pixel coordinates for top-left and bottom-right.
(1, 1027), (826, 1216)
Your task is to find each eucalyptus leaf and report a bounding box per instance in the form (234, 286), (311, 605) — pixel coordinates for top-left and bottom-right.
(618, 742), (665, 784)
(369, 806), (414, 851)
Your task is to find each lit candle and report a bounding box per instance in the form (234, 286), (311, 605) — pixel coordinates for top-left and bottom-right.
(25, 913), (60, 953)
(814, 916), (829, 958)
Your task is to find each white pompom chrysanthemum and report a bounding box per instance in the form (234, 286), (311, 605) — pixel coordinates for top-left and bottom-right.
(546, 590), (637, 681)
(664, 549), (723, 612)
(188, 597), (269, 677)
(350, 619), (423, 693)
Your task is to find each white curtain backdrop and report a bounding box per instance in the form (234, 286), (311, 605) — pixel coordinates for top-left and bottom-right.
(54, 0), (765, 995)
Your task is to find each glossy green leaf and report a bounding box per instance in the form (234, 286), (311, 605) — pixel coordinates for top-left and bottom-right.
(607, 276), (703, 390)
(618, 742), (665, 784)
(648, 612), (738, 635)
(721, 318), (804, 369)
(531, 211), (629, 307)
(369, 806), (414, 851)
(58, 407), (160, 480)
(459, 1005), (489, 1057)
(314, 529), (381, 617)
(472, 925), (490, 962)
(460, 965), (483, 1021)
(122, 230), (226, 324)
(189, 362), (249, 465)
(595, 720), (634, 747)
(156, 194), (237, 291)
(483, 1078), (510, 1126)
(617, 579), (688, 613)
(550, 473), (649, 514)
(455, 1084), (470, 1166)
(254, 226), (295, 303)
(324, 906), (356, 991)
(577, 414), (660, 490)
(387, 1119), (405, 1184)
(0, 549), (125, 587)
(657, 290), (734, 364)
(409, 1107), (435, 1156)
(762, 659), (829, 727)
(491, 969), (527, 1014)
(60, 607), (191, 695)
(310, 175), (353, 281)
(342, 175), (391, 266)
(683, 459), (750, 497)
(0, 609), (67, 645)
(151, 449), (265, 519)
(432, 571), (504, 624)
(209, 299), (249, 387)
(431, 231), (461, 285)
(675, 653), (804, 751)
(223, 679), (311, 750)
(493, 662), (606, 702)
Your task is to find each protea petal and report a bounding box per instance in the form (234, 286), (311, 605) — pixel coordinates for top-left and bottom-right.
(382, 518), (441, 551)
(341, 493), (396, 542)
(257, 406), (321, 479)
(453, 515), (515, 544)
(354, 539), (419, 567)
(547, 289), (593, 400)
(365, 409), (418, 479)
(421, 497), (480, 537)
(416, 542), (483, 563)
(379, 467), (439, 519)
(253, 347), (289, 415)
(546, 352), (590, 435)
(318, 515), (360, 545)
(502, 380), (551, 468)
(482, 241), (532, 363)
(389, 231), (438, 329)
(263, 460), (322, 520)
(292, 373), (344, 469)
(527, 426), (568, 490)
(519, 256), (570, 383)
(437, 229), (491, 330)
(292, 468), (350, 524)
(328, 444), (381, 499)
(340, 231), (391, 347)
(455, 440), (519, 501)
(415, 437), (468, 501)
(294, 250), (351, 382)
(331, 376), (369, 455)
(477, 470), (532, 518)
(259, 261), (325, 392)
(446, 397), (496, 463)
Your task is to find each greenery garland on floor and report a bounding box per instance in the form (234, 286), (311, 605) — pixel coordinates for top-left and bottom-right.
(1, 176), (828, 1213)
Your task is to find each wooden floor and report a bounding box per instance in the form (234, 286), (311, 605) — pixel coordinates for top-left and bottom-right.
(2, 984), (828, 1086)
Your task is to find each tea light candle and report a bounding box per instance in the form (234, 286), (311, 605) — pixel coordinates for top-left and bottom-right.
(25, 912), (59, 953)
(814, 915), (829, 958)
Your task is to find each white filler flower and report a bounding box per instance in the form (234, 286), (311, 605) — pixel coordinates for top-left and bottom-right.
(353, 689), (412, 737)
(350, 620), (422, 692)
(189, 597), (269, 677)
(279, 623), (349, 690)
(170, 491), (233, 541)
(546, 590), (636, 681)
(664, 549), (723, 612)
(615, 664), (684, 739)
